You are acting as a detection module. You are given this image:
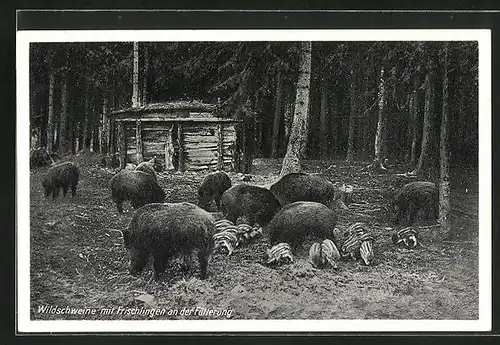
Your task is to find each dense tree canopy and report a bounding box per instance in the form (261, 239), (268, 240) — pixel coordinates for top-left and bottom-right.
(29, 41), (478, 171)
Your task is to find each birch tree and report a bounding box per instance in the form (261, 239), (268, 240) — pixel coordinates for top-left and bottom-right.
(439, 43), (451, 233)
(280, 41), (312, 177)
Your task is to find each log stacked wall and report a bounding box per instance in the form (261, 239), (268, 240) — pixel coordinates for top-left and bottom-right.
(115, 110), (238, 171)
(183, 123), (219, 171)
(142, 122), (173, 163)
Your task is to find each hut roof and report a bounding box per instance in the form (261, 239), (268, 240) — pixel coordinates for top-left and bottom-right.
(109, 101), (218, 115)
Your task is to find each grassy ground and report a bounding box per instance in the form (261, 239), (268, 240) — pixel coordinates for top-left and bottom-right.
(28, 154), (479, 320)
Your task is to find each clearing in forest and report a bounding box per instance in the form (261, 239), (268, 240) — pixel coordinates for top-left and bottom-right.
(29, 154), (479, 320)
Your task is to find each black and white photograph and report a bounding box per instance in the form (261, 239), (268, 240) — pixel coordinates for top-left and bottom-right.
(16, 27), (491, 333)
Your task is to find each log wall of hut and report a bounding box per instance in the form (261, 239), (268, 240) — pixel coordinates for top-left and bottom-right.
(109, 101), (240, 172)
(117, 119), (238, 172)
(141, 122), (173, 162)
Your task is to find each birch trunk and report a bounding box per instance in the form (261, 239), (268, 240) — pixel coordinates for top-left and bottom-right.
(46, 71), (55, 153)
(142, 45), (149, 105)
(373, 66), (388, 166)
(271, 68), (284, 158)
(59, 74), (68, 156)
(319, 75), (329, 158)
(346, 66), (357, 162)
(82, 98), (89, 151)
(102, 96), (109, 153)
(439, 43), (451, 233)
(280, 41), (312, 177)
(132, 42), (139, 107)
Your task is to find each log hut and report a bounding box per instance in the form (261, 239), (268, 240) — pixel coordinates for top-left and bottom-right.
(108, 101), (241, 172)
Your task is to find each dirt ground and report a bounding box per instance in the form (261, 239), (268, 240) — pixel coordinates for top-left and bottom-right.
(28, 154), (479, 320)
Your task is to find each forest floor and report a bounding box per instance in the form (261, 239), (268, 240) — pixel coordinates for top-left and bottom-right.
(28, 153), (479, 321)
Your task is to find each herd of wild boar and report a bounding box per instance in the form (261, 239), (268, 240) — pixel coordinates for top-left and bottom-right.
(40, 157), (439, 280)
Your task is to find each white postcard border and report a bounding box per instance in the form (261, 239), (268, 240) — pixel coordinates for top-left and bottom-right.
(16, 29), (492, 333)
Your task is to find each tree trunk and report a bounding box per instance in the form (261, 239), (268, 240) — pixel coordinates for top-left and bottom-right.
(456, 83), (465, 148)
(283, 92), (293, 154)
(271, 68), (284, 158)
(90, 120), (95, 153)
(361, 65), (371, 160)
(241, 99), (256, 173)
(439, 43), (451, 233)
(299, 97), (312, 159)
(46, 71), (55, 153)
(142, 45), (149, 105)
(280, 41), (312, 177)
(59, 74), (68, 156)
(82, 98), (89, 151)
(409, 79), (422, 166)
(54, 122), (58, 150)
(406, 93), (414, 160)
(89, 101), (95, 153)
(346, 65), (357, 162)
(319, 75), (329, 158)
(412, 61), (436, 176)
(30, 84), (37, 148)
(118, 122), (126, 169)
(98, 114), (103, 154)
(382, 66), (395, 160)
(75, 121), (80, 152)
(371, 66), (388, 169)
(69, 91), (76, 154)
(110, 120), (116, 156)
(356, 83), (365, 160)
(330, 93), (338, 158)
(256, 120), (263, 157)
(102, 96), (109, 153)
(132, 41), (140, 108)
(135, 120), (144, 163)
